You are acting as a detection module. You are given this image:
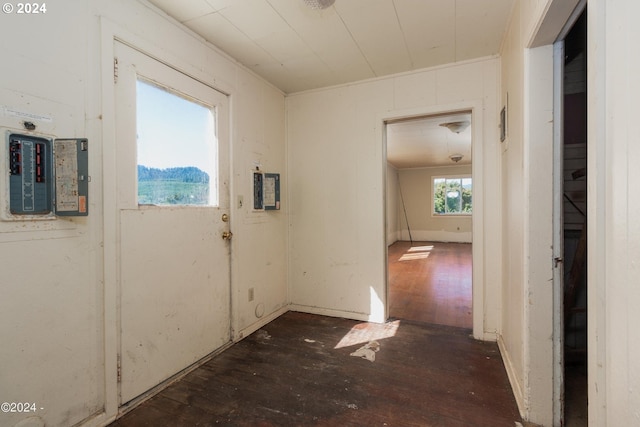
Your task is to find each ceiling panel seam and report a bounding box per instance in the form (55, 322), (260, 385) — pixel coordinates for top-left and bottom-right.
(392, 0), (415, 69)
(215, 9), (283, 67)
(265, 0), (333, 73)
(333, 7), (376, 77)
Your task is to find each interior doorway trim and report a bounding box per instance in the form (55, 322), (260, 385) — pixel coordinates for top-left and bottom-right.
(551, 2), (587, 424)
(552, 39), (565, 427)
(379, 100), (485, 340)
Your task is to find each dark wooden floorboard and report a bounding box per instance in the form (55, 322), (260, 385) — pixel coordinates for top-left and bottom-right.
(110, 312), (522, 426)
(388, 241), (472, 329)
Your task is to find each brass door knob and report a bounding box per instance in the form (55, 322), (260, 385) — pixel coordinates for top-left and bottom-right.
(222, 231), (233, 240)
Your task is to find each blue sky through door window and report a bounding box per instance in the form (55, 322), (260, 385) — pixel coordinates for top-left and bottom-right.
(136, 78), (218, 206)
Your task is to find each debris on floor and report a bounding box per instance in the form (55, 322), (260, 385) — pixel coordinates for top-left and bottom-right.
(255, 330), (271, 341)
(349, 340), (380, 362)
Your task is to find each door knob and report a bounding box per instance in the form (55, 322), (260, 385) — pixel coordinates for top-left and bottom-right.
(222, 231), (233, 240)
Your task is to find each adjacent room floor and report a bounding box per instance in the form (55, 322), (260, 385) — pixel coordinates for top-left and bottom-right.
(110, 311), (524, 426)
(388, 240), (472, 329)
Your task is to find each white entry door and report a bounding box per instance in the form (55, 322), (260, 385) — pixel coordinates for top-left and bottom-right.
(114, 42), (231, 404)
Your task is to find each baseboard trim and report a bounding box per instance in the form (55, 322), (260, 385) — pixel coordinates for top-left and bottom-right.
(400, 230), (472, 243)
(234, 306), (290, 341)
(481, 330), (498, 342)
(288, 304), (381, 323)
(497, 334), (526, 419)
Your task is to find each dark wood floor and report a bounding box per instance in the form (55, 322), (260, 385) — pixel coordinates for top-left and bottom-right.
(388, 241), (472, 329)
(110, 311), (524, 426)
(565, 364), (588, 426)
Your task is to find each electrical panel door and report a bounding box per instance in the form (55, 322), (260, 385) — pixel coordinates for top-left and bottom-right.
(53, 138), (89, 216)
(263, 173), (280, 210)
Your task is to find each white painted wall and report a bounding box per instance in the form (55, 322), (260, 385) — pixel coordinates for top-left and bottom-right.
(0, 1), (287, 426)
(229, 69), (288, 338)
(0, 3), (102, 426)
(588, 1), (640, 424)
(398, 165), (472, 243)
(385, 163), (400, 245)
(498, 3), (527, 410)
(498, 1), (557, 424)
(287, 57), (502, 334)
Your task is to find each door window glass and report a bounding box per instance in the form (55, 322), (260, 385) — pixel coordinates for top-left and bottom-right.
(136, 78), (218, 206)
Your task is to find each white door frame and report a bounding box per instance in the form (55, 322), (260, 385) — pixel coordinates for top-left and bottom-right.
(552, 39), (565, 427)
(551, 3), (586, 424)
(380, 100), (486, 340)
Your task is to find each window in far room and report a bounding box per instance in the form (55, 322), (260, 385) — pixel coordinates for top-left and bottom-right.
(433, 176), (472, 215)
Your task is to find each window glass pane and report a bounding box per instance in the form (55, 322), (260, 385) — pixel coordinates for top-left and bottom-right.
(136, 79), (218, 206)
(445, 179), (462, 213)
(433, 177), (472, 215)
(461, 178), (472, 213)
(434, 178), (446, 214)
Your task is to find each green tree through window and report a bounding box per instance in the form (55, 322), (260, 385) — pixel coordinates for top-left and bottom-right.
(434, 177), (472, 214)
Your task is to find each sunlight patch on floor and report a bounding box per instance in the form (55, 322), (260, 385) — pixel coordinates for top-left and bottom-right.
(334, 320), (401, 349)
(399, 252), (431, 261)
(407, 245), (434, 252)
(400, 245), (434, 261)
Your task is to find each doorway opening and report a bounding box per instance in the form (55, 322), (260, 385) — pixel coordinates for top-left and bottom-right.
(561, 9), (588, 426)
(385, 112), (473, 329)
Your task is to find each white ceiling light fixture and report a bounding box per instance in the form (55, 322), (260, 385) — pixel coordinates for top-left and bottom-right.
(302, 0), (335, 10)
(440, 120), (470, 134)
(449, 154), (464, 163)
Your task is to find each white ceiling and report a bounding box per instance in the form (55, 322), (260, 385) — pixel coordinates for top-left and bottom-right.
(147, 0), (508, 168)
(147, 0), (514, 94)
(387, 112), (472, 169)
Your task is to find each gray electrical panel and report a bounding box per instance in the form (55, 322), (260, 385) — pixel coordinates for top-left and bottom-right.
(252, 170), (280, 211)
(253, 171), (263, 210)
(7, 132), (88, 217)
(8, 134), (52, 215)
